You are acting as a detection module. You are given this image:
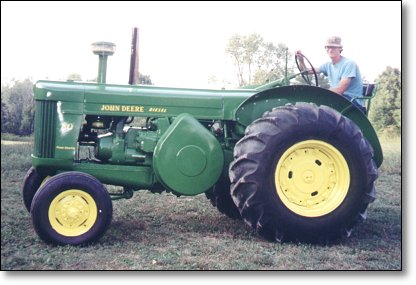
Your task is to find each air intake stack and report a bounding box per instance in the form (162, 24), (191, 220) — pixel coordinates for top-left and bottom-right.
(92, 41), (116, 83)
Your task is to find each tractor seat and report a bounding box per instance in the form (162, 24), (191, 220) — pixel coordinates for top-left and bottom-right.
(362, 83), (375, 97)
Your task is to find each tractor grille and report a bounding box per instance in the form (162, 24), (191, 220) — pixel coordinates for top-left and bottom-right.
(34, 101), (56, 158)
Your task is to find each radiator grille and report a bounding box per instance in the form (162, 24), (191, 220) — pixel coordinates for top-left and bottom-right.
(34, 101), (56, 158)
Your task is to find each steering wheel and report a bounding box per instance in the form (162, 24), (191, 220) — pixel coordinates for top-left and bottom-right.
(295, 53), (319, 87)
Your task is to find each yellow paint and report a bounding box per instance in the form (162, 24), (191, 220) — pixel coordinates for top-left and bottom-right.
(274, 140), (350, 217)
(100, 105), (121, 111)
(48, 189), (97, 237)
(121, 105), (144, 112)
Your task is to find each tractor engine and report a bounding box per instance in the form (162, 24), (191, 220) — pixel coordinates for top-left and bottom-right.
(95, 124), (155, 165)
(87, 117), (166, 166)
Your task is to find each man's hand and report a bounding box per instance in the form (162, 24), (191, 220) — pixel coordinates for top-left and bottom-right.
(295, 50), (307, 71)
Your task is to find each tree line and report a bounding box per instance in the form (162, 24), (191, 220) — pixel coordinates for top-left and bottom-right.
(1, 78), (34, 135)
(1, 34), (401, 137)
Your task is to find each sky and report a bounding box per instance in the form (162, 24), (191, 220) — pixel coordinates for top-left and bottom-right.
(2, 1), (402, 89)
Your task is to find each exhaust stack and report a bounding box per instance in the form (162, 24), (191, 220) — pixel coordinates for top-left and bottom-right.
(128, 27), (139, 85)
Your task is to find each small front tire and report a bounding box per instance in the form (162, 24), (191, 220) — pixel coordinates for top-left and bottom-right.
(31, 172), (113, 245)
(22, 167), (48, 212)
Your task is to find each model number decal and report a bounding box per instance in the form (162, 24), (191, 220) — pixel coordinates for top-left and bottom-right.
(148, 107), (167, 113)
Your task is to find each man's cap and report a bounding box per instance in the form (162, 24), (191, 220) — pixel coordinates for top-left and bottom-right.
(325, 36), (343, 48)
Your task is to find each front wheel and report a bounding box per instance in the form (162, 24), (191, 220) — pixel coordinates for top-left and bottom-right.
(31, 172), (113, 245)
(22, 167), (49, 212)
(230, 103), (378, 243)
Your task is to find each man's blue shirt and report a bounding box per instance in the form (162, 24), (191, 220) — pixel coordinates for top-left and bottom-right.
(319, 57), (364, 107)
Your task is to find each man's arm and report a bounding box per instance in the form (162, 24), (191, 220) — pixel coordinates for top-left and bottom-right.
(330, 77), (352, 95)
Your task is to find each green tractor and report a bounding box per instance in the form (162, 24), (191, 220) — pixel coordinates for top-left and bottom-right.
(23, 34), (382, 245)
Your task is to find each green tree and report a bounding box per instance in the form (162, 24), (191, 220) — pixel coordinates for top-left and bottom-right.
(139, 74), (153, 85)
(253, 42), (294, 85)
(226, 34), (246, 86)
(226, 34), (296, 87)
(369, 66), (401, 136)
(1, 85), (10, 133)
(67, 73), (83, 81)
(243, 33), (263, 85)
(1, 78), (35, 135)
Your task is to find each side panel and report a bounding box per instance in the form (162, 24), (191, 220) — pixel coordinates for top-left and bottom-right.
(153, 113), (224, 195)
(54, 101), (83, 160)
(235, 85), (383, 167)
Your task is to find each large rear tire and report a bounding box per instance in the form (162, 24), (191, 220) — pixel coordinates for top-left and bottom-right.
(31, 172), (113, 245)
(230, 103), (378, 243)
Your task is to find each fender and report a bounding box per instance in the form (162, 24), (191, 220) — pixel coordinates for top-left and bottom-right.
(235, 85), (383, 167)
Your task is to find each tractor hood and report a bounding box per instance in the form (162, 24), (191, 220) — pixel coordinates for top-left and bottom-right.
(34, 80), (256, 120)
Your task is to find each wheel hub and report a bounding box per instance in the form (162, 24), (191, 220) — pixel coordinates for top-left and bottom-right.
(275, 140), (350, 217)
(302, 170), (314, 184)
(49, 190), (97, 237)
(55, 196), (90, 227)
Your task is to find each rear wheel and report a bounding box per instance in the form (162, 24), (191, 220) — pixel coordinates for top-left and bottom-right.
(31, 172), (113, 245)
(230, 103), (378, 243)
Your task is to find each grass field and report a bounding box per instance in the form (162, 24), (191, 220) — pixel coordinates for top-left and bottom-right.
(0, 138), (401, 270)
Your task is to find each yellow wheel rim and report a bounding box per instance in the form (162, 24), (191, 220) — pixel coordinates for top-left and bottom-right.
(275, 140), (350, 217)
(48, 190), (97, 237)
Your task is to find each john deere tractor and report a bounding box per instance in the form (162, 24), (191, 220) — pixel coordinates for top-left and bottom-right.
(23, 33), (382, 245)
